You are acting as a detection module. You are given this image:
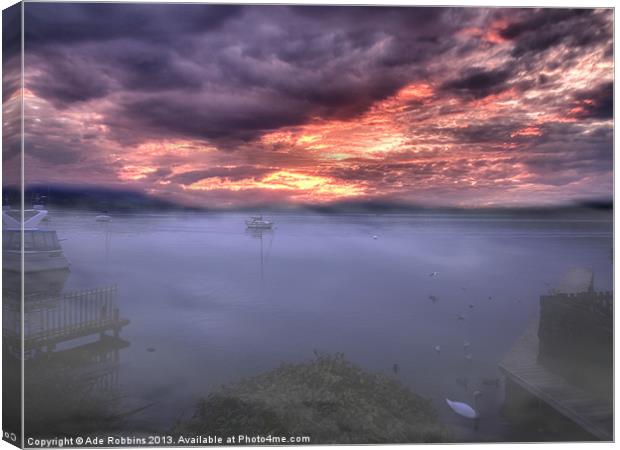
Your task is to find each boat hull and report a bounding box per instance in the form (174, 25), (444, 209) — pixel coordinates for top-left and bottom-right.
(3, 250), (70, 272)
(246, 223), (273, 229)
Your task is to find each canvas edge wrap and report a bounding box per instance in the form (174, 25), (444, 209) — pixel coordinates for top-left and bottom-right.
(2, 1), (24, 448)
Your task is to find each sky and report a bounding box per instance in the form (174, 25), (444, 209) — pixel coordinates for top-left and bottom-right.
(3, 4), (614, 208)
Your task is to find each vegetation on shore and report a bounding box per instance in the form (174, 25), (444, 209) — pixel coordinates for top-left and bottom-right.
(174, 353), (452, 444)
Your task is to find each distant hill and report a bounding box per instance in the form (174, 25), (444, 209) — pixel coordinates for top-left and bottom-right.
(4, 185), (202, 212)
(295, 199), (613, 216)
(2, 184), (612, 214)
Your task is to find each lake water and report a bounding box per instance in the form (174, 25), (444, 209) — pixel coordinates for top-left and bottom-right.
(19, 210), (613, 442)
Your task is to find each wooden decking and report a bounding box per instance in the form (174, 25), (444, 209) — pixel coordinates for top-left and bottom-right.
(499, 317), (613, 441)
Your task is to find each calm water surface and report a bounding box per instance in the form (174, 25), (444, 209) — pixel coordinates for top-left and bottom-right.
(37, 210), (613, 441)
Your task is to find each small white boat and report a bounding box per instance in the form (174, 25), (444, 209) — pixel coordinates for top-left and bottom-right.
(2, 208), (70, 272)
(96, 214), (111, 222)
(245, 215), (273, 229)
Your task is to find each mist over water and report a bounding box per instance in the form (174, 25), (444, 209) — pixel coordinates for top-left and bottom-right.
(25, 210), (613, 441)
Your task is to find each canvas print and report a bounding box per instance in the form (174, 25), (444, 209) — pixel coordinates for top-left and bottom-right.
(2, 2), (614, 446)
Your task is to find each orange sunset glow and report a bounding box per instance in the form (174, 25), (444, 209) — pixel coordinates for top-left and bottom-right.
(9, 5), (612, 208)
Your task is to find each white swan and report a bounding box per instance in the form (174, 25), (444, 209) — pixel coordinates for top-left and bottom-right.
(446, 399), (477, 419)
(446, 390), (482, 420)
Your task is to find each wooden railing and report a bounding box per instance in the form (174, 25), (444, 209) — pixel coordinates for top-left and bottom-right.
(4, 285), (129, 351)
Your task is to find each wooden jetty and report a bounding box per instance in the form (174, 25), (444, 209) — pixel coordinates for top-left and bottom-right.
(4, 285), (129, 355)
(499, 317), (613, 441)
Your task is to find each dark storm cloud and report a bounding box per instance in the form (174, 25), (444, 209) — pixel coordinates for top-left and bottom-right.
(3, 3), (21, 66)
(24, 4), (462, 144)
(23, 3), (242, 107)
(24, 3), (242, 47)
(498, 8), (611, 58)
(499, 9), (589, 40)
(27, 49), (111, 107)
(111, 44), (204, 92)
(569, 81), (613, 120)
(24, 4), (611, 146)
(27, 140), (84, 165)
(115, 92), (309, 145)
(286, 6), (460, 68)
(440, 66), (513, 100)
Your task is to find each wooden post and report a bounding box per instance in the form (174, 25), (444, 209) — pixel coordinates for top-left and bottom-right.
(113, 308), (120, 338)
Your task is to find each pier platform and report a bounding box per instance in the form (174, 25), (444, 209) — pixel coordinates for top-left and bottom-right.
(499, 317), (612, 441)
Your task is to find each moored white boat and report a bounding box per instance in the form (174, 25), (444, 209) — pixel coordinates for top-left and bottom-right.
(2, 208), (70, 272)
(245, 215), (273, 229)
